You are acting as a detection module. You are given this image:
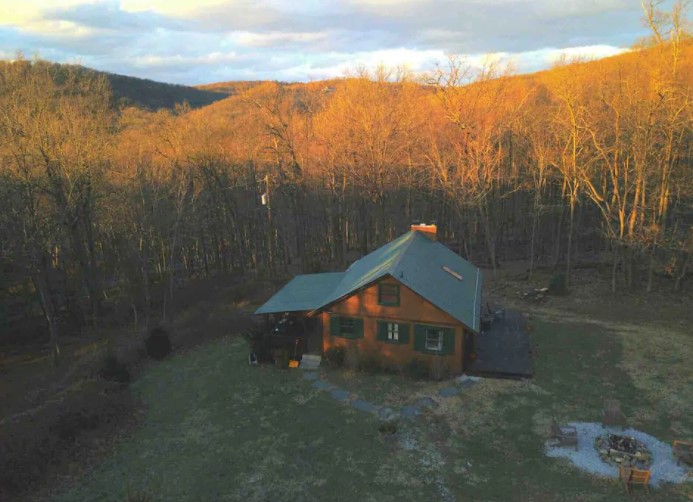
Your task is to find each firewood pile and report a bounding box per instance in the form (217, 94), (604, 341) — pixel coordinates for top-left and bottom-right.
(595, 434), (652, 469)
(516, 287), (548, 303)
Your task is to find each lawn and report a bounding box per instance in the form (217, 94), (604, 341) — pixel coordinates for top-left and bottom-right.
(56, 317), (692, 502)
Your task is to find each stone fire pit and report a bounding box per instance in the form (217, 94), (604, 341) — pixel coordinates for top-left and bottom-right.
(545, 422), (691, 487)
(595, 433), (652, 469)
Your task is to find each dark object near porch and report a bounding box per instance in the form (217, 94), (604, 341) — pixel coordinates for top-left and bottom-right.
(549, 420), (578, 450)
(145, 327), (171, 360)
(466, 309), (532, 379)
(271, 316), (303, 337)
(672, 440), (693, 466)
(603, 399), (626, 426)
(99, 353), (131, 383)
(243, 326), (274, 363)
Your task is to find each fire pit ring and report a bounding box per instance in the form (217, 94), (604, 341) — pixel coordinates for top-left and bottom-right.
(595, 433), (652, 469)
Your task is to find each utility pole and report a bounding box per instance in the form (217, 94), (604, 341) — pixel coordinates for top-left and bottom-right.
(263, 174), (275, 274)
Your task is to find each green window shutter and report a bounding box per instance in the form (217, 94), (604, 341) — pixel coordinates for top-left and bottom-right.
(329, 316), (341, 336)
(376, 321), (387, 341)
(413, 325), (426, 352)
(399, 324), (410, 344)
(354, 318), (364, 338)
(442, 328), (455, 355)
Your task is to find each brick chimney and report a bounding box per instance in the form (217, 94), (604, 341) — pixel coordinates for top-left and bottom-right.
(410, 223), (437, 241)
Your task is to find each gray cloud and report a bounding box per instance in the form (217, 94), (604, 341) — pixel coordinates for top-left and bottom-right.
(0, 0), (675, 84)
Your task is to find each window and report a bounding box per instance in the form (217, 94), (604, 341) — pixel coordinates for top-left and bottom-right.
(378, 283), (400, 306)
(387, 322), (399, 341)
(330, 316), (364, 339)
(425, 329), (444, 352)
(340, 317), (355, 336)
(414, 324), (453, 354)
(377, 321), (409, 344)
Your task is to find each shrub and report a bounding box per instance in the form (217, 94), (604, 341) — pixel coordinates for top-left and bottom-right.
(378, 420), (398, 435)
(51, 409), (99, 442)
(0, 380), (135, 499)
(357, 353), (382, 374)
(405, 358), (429, 380)
(324, 346), (346, 368)
(344, 345), (361, 368)
(548, 272), (568, 295)
(429, 358), (450, 381)
(145, 326), (171, 360)
(99, 352), (131, 384)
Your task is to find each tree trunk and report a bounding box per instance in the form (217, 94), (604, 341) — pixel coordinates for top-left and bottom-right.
(565, 199), (575, 286)
(33, 265), (60, 366)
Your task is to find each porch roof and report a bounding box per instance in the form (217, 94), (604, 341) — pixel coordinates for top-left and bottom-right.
(254, 272), (345, 314)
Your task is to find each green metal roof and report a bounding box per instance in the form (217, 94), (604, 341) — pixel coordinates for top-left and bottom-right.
(255, 231), (483, 332)
(254, 272), (345, 314)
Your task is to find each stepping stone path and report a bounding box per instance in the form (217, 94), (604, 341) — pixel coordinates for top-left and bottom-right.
(400, 405), (421, 418)
(378, 407), (397, 421)
(414, 397), (440, 410)
(351, 399), (379, 414)
(302, 370), (482, 421)
(438, 387), (460, 398)
(312, 380), (332, 390)
(329, 388), (350, 401)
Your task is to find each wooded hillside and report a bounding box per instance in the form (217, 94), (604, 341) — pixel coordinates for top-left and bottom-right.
(0, 3), (691, 361)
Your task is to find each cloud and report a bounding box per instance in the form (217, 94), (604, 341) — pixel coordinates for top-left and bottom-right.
(229, 31), (330, 48)
(0, 0), (663, 84)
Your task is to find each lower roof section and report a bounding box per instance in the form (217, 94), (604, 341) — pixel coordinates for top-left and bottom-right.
(254, 272), (346, 315)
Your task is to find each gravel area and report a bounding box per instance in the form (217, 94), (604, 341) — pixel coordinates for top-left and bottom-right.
(545, 422), (691, 486)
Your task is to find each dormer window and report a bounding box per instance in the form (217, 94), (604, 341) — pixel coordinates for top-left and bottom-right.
(378, 283), (400, 306)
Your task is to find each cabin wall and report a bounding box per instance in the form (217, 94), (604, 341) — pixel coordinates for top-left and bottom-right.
(321, 276), (467, 375)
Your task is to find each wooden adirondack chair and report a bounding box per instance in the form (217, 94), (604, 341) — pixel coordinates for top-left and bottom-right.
(550, 420), (578, 450)
(673, 440), (693, 466)
(603, 399), (626, 426)
(619, 465), (650, 494)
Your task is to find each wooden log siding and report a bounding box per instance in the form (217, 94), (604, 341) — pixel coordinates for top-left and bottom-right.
(322, 276), (466, 374)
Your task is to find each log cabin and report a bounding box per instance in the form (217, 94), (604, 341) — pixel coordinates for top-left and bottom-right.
(255, 224), (482, 375)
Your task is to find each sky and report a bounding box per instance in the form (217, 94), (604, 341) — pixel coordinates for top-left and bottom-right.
(0, 0), (668, 85)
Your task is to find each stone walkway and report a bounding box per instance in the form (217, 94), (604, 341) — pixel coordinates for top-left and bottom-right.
(302, 371), (480, 421)
(301, 370), (479, 501)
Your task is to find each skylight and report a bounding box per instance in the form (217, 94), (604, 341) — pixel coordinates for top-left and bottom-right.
(443, 265), (463, 281)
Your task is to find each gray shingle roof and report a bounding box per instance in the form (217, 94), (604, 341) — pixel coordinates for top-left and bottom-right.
(255, 231), (482, 332)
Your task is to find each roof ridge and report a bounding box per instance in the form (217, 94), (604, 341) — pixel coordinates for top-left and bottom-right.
(389, 231), (419, 275)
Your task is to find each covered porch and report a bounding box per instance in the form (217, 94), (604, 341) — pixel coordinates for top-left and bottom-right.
(254, 272), (345, 356)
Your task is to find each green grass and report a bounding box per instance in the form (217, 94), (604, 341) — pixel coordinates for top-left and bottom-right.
(56, 337), (438, 502)
(56, 319), (692, 502)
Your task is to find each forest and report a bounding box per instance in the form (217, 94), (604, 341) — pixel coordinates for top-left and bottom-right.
(0, 4), (691, 364)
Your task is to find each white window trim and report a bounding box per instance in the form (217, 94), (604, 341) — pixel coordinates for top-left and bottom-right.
(425, 330), (443, 352)
(387, 322), (399, 341)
